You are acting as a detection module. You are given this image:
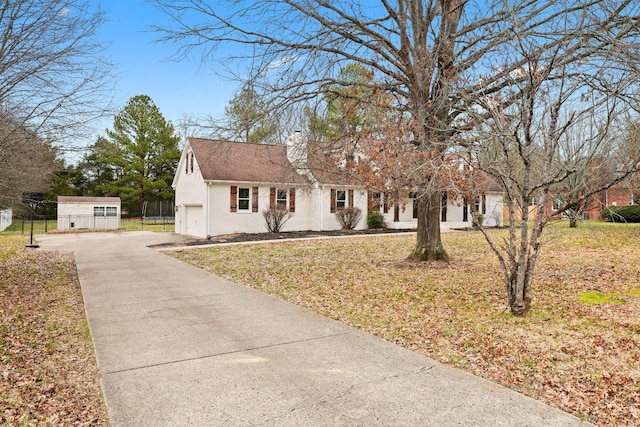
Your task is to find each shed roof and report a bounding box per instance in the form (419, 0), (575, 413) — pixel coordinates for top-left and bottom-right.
(58, 196), (121, 204)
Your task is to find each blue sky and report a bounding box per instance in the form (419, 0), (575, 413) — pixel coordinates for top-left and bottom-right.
(95, 0), (237, 138)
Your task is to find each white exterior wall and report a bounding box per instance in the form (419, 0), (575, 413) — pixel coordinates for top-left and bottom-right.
(382, 192), (504, 230)
(57, 201), (121, 230)
(174, 146), (209, 237)
(206, 183), (309, 236)
(200, 183), (368, 238)
(481, 193), (504, 227)
(174, 173), (208, 236)
(316, 186), (368, 231)
(206, 183), (262, 236)
(0, 209), (12, 232)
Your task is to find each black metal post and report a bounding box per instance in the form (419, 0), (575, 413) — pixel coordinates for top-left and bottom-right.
(25, 203), (39, 248)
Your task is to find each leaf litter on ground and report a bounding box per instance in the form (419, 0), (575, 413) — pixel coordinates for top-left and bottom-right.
(169, 222), (640, 427)
(1, 235), (108, 426)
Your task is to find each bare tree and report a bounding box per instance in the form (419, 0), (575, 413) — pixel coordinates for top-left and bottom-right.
(148, 0), (492, 260)
(153, 1), (640, 264)
(0, 113), (58, 209)
(468, 2), (640, 316)
(0, 0), (113, 204)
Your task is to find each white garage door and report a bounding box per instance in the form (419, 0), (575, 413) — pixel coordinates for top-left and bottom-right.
(185, 205), (205, 237)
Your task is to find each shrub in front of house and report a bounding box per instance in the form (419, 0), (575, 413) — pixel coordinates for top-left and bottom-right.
(335, 207), (362, 230)
(600, 205), (640, 223)
(367, 210), (386, 229)
(262, 208), (292, 232)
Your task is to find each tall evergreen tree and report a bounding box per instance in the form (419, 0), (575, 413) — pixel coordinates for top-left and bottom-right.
(93, 95), (180, 213)
(223, 85), (277, 143)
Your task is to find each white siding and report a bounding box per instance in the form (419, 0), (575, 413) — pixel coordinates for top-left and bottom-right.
(194, 183), (368, 237)
(0, 209), (12, 232)
(382, 192), (504, 230)
(174, 145), (208, 236)
(57, 200), (121, 230)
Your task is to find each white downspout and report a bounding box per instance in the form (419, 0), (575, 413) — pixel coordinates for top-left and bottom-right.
(319, 184), (323, 231)
(206, 182), (211, 237)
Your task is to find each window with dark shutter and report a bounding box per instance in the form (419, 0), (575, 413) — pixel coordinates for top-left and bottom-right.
(336, 190), (346, 210)
(230, 186), (237, 212)
(252, 187), (259, 212)
(289, 188), (295, 213)
(348, 189), (354, 207)
(330, 189), (336, 213)
(238, 188), (250, 211)
(276, 189), (287, 209)
(410, 192), (418, 219)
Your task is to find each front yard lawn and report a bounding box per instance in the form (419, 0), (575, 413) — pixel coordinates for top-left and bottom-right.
(0, 236), (108, 426)
(169, 221), (640, 426)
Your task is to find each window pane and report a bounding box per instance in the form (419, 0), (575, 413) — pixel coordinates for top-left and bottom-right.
(336, 190), (346, 209)
(276, 189), (287, 208)
(106, 207), (117, 217)
(238, 187), (250, 210)
(93, 207), (105, 217)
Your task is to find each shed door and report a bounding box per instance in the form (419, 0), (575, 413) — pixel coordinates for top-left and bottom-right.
(185, 205), (205, 237)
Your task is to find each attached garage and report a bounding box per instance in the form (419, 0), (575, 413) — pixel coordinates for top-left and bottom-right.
(184, 205), (205, 237)
(57, 196), (121, 231)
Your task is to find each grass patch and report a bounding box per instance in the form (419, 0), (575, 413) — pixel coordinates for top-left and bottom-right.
(579, 291), (627, 306)
(0, 235), (108, 425)
(1, 219), (57, 235)
(169, 221), (640, 426)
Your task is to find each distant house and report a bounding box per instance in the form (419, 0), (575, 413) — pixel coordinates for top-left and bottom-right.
(172, 134), (503, 238)
(57, 196), (121, 231)
(584, 178), (638, 220)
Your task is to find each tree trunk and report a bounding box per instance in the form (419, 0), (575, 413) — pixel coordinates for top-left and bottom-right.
(412, 191), (449, 262)
(569, 217), (578, 228)
(508, 269), (533, 316)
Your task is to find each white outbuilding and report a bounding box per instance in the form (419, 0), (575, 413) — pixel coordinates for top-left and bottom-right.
(57, 196), (121, 231)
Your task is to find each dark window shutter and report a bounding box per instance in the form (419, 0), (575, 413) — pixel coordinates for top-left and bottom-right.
(348, 189), (354, 207)
(394, 204), (400, 222)
(270, 187), (276, 209)
(482, 194), (487, 214)
(252, 187), (259, 212)
(289, 188), (296, 213)
(330, 189), (336, 213)
(230, 186), (237, 212)
(383, 193), (389, 213)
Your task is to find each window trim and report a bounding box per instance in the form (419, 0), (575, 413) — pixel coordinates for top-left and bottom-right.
(237, 187), (251, 211)
(336, 190), (346, 210)
(276, 188), (288, 209)
(410, 192), (418, 219)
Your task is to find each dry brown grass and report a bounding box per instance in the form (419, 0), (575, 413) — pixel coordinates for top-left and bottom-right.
(170, 221), (640, 426)
(1, 236), (108, 426)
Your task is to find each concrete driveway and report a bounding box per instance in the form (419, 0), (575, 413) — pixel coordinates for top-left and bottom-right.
(37, 231), (593, 426)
